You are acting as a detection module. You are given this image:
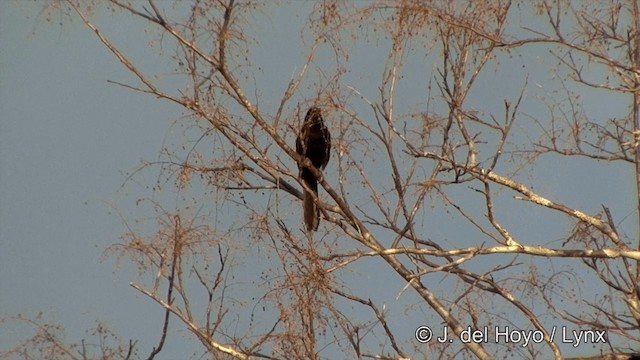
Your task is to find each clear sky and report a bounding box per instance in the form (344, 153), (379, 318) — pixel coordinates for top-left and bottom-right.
(0, 1), (188, 354)
(1, 1), (637, 359)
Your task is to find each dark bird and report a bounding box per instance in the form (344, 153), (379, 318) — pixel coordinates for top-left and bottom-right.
(296, 107), (331, 231)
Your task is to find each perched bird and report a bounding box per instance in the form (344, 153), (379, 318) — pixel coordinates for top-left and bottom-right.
(296, 107), (331, 231)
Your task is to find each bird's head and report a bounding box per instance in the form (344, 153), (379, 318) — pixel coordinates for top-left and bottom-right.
(304, 107), (323, 124)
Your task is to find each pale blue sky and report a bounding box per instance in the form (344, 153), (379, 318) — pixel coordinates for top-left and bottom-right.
(1, 2), (637, 359)
(1, 2), (186, 354)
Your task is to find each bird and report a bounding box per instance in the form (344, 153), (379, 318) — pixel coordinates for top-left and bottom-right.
(296, 107), (331, 231)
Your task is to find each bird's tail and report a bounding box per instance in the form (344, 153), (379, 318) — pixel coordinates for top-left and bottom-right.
(302, 176), (319, 231)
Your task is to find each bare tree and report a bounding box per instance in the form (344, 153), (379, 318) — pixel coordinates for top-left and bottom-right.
(4, 1), (640, 359)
